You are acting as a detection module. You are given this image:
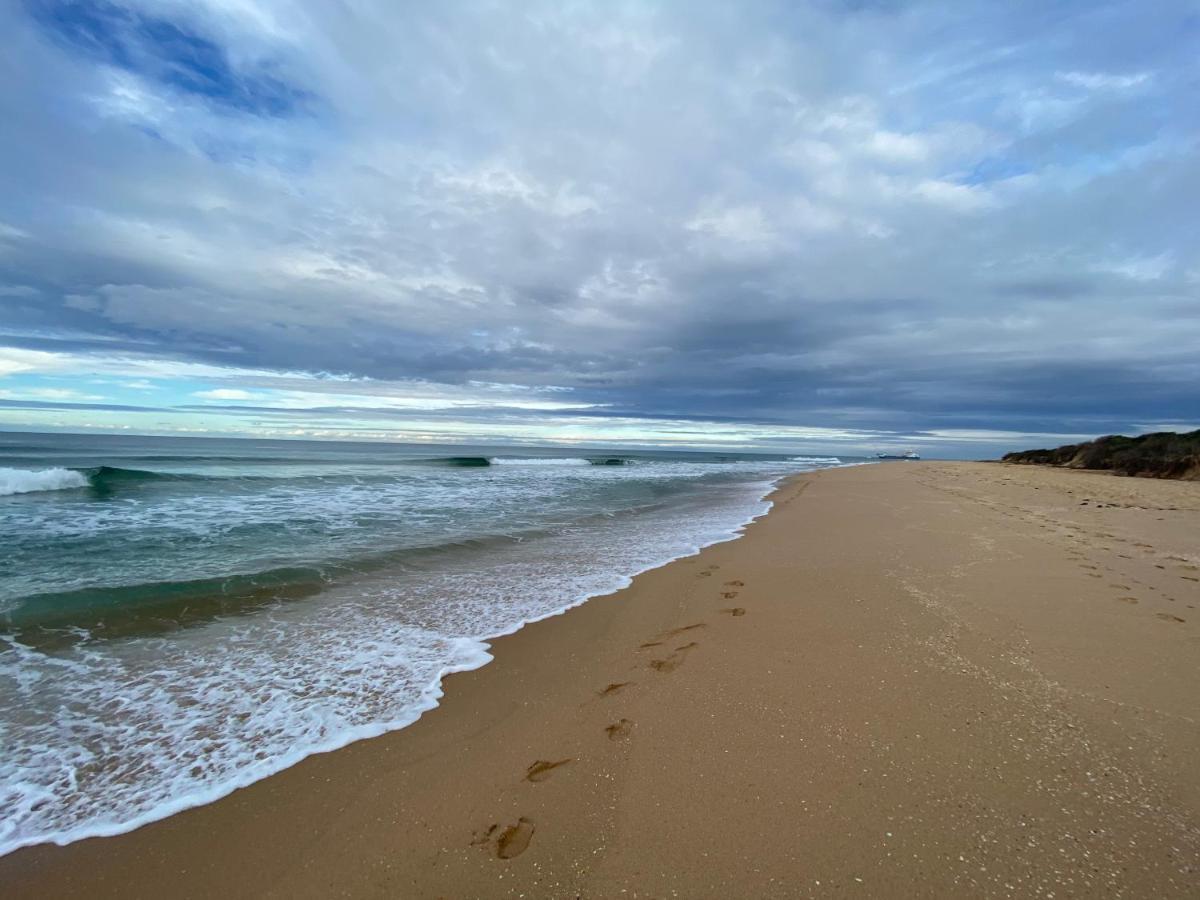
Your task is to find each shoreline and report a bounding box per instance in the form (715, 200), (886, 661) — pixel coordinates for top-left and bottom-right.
(5, 461), (1199, 897)
(0, 467), (795, 858)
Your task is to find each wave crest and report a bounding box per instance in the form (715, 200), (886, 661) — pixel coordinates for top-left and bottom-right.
(0, 467), (89, 496)
(436, 456), (493, 467)
(489, 457), (591, 466)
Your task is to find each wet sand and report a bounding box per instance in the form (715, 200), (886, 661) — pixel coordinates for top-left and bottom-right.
(5, 461), (1200, 898)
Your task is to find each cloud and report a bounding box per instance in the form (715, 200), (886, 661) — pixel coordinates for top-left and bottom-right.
(30, 0), (312, 116)
(0, 0), (1196, 455)
(0, 347), (68, 377)
(192, 388), (253, 400)
(1057, 70), (1152, 91)
(0, 386), (105, 401)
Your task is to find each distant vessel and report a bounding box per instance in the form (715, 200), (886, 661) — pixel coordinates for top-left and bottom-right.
(876, 451), (920, 460)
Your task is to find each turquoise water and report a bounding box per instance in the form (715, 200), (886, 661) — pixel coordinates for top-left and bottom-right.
(0, 431), (858, 854)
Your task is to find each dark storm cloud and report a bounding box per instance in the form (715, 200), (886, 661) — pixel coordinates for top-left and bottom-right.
(0, 0), (1197, 450)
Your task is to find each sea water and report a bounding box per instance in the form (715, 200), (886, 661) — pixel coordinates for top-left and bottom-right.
(0, 431), (861, 854)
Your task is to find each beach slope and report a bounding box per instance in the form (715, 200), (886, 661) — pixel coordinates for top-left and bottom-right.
(5, 461), (1199, 897)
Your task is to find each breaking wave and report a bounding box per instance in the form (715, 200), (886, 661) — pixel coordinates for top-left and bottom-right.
(488, 457), (590, 466)
(1, 459), (640, 495)
(0, 467), (89, 496)
(429, 456), (631, 467)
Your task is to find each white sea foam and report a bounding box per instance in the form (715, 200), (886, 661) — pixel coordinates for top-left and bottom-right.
(0, 456), (853, 856)
(788, 456), (842, 464)
(488, 457), (591, 465)
(0, 467), (88, 496)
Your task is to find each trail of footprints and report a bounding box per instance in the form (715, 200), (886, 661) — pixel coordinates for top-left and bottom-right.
(934, 475), (1200, 624)
(475, 507), (1196, 860)
(475, 564), (747, 860)
(1067, 548), (1196, 622)
(973, 487), (1199, 625)
(1075, 555), (1193, 622)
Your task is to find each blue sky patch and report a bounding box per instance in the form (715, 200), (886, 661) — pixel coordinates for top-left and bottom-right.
(30, 0), (310, 116)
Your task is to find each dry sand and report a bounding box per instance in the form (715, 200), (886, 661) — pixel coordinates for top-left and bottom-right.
(4, 461), (1199, 898)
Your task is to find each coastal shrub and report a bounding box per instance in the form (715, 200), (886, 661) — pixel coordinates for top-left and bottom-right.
(1002, 430), (1200, 480)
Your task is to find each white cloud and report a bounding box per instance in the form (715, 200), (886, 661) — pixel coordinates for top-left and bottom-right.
(866, 130), (931, 163)
(0, 347), (68, 377)
(911, 179), (994, 212)
(685, 205), (773, 244)
(0, 221), (29, 241)
(0, 386), (106, 401)
(1057, 70), (1152, 91)
(1094, 253), (1172, 282)
(0, 0), (1194, 449)
(193, 388), (254, 400)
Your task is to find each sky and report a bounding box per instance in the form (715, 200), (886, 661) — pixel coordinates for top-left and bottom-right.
(0, 0), (1197, 457)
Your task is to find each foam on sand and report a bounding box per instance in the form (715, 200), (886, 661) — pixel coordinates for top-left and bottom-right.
(0, 470), (790, 855)
(0, 451), (862, 856)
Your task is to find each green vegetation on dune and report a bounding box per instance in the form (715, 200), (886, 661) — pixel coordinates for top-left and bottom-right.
(1002, 430), (1200, 480)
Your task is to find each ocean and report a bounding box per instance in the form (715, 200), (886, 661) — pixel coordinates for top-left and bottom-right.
(0, 431), (861, 855)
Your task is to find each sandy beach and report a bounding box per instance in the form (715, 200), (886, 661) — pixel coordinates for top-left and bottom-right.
(5, 460), (1199, 898)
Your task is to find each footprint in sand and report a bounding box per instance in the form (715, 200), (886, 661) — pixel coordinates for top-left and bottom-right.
(650, 641), (698, 673)
(1116, 597), (1139, 604)
(723, 580), (745, 587)
(497, 818), (535, 859)
(1182, 576), (1200, 583)
(598, 681), (632, 697)
(721, 607), (747, 617)
(473, 818), (535, 859)
(659, 623), (706, 638)
(1156, 613), (1186, 623)
(639, 640), (663, 650)
(605, 718), (633, 741)
(525, 759), (572, 783)
(721, 591), (739, 599)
